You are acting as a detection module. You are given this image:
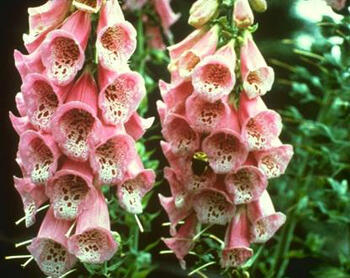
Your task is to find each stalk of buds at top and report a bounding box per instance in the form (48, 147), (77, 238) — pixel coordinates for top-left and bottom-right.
(10, 1), (155, 276)
(188, 0), (219, 28)
(159, 0), (293, 269)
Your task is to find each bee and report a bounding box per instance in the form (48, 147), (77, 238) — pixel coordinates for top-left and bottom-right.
(192, 152), (209, 176)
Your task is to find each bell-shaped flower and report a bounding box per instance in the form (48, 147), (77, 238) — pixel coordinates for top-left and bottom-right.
(185, 94), (232, 134)
(41, 10), (91, 86)
(239, 93), (282, 151)
(221, 207), (253, 268)
(154, 0), (180, 37)
(162, 113), (200, 156)
(13, 177), (48, 227)
(21, 73), (70, 132)
(27, 208), (77, 278)
(17, 130), (61, 184)
(192, 184), (235, 225)
(163, 214), (199, 269)
(68, 191), (118, 264)
(192, 40), (236, 102)
(254, 143), (294, 179)
(51, 69), (101, 162)
(145, 24), (166, 51)
(188, 0), (219, 28)
(240, 36), (274, 99)
(117, 157), (155, 214)
(73, 0), (102, 13)
(233, 0), (254, 28)
(96, 0), (136, 71)
(174, 25), (219, 82)
(247, 190), (286, 243)
(225, 162), (267, 205)
(202, 126), (249, 174)
(24, 0), (71, 53)
(46, 159), (96, 221)
(99, 70), (146, 125)
(14, 47), (45, 81)
(159, 193), (193, 236)
(124, 113), (155, 141)
(89, 125), (138, 186)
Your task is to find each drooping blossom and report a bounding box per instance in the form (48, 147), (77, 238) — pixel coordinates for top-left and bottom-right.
(188, 0), (219, 28)
(154, 0), (180, 37)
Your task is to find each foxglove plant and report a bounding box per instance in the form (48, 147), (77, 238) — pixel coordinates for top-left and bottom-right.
(158, 0), (293, 274)
(9, 1), (156, 277)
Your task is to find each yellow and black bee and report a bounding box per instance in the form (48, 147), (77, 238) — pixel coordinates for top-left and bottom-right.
(192, 152), (209, 176)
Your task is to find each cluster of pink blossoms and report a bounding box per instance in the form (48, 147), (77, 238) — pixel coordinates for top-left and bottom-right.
(10, 0), (155, 276)
(158, 0), (294, 269)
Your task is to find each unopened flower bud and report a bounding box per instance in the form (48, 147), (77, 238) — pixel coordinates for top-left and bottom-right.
(188, 0), (219, 28)
(233, 0), (254, 28)
(249, 0), (267, 13)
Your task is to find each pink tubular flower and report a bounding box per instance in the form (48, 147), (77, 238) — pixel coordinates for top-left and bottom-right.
(27, 208), (76, 278)
(117, 159), (156, 214)
(14, 47), (45, 81)
(239, 93), (282, 151)
(221, 207), (253, 268)
(202, 128), (248, 174)
(124, 113), (155, 141)
(185, 94), (231, 134)
(23, 0), (71, 53)
(13, 177), (47, 227)
(172, 25), (219, 82)
(145, 25), (166, 51)
(233, 0), (254, 28)
(96, 0), (137, 71)
(99, 70), (146, 125)
(163, 214), (198, 269)
(154, 0), (180, 37)
(21, 73), (70, 132)
(68, 191), (118, 264)
(188, 0), (219, 28)
(192, 40), (236, 102)
(254, 143), (294, 179)
(247, 190), (286, 243)
(73, 0), (103, 13)
(41, 11), (91, 86)
(162, 113), (200, 156)
(46, 159), (96, 220)
(51, 70), (101, 162)
(225, 164), (267, 204)
(89, 125), (138, 186)
(192, 186), (235, 225)
(159, 80), (193, 110)
(9, 112), (33, 136)
(17, 130), (60, 184)
(240, 36), (275, 99)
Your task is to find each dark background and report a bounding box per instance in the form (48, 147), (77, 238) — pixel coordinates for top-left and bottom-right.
(0, 0), (312, 277)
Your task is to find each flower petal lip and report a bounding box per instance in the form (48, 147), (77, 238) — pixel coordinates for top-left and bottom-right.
(247, 190), (286, 243)
(221, 207), (253, 268)
(117, 169), (155, 214)
(14, 48), (45, 81)
(124, 113), (155, 141)
(13, 176), (48, 228)
(225, 165), (267, 204)
(46, 159), (95, 221)
(68, 191), (118, 264)
(21, 73), (70, 132)
(73, 0), (103, 13)
(15, 92), (27, 117)
(254, 143), (294, 179)
(159, 80), (193, 109)
(99, 71), (146, 125)
(89, 126), (138, 186)
(18, 130), (60, 185)
(162, 113), (200, 156)
(9, 112), (34, 136)
(27, 208), (77, 278)
(202, 128), (249, 174)
(40, 11), (91, 86)
(192, 186), (235, 225)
